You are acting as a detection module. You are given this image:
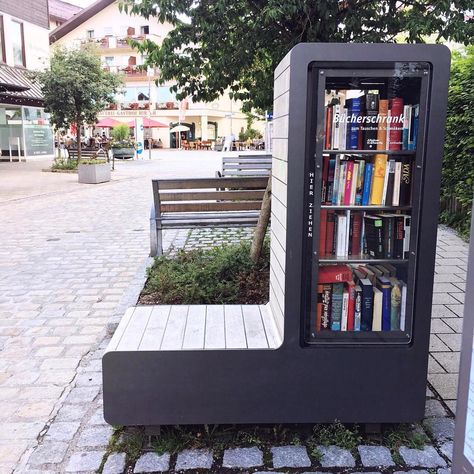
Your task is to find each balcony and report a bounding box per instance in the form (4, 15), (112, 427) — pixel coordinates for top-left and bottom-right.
(102, 65), (159, 78)
(81, 34), (160, 50)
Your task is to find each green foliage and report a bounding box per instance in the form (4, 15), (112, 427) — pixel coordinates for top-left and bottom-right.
(111, 123), (132, 146)
(51, 158), (78, 170)
(384, 423), (429, 451)
(140, 241), (270, 305)
(309, 421), (362, 452)
(119, 0), (473, 111)
(441, 46), (474, 238)
(34, 45), (122, 155)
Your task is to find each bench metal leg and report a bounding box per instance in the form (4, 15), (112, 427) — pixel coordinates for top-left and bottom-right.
(156, 226), (163, 256)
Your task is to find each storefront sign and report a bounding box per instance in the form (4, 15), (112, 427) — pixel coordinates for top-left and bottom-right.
(24, 125), (54, 156)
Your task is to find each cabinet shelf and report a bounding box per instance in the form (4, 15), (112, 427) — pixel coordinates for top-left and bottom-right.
(321, 205), (411, 211)
(322, 149), (416, 155)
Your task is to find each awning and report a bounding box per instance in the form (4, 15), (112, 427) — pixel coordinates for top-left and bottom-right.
(0, 64), (44, 107)
(127, 117), (169, 128)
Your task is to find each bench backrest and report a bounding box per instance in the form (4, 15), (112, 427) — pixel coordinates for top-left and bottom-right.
(152, 177), (268, 214)
(221, 154), (272, 177)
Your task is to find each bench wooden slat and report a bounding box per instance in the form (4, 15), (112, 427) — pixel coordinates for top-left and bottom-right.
(182, 305), (206, 350)
(205, 305), (226, 349)
(162, 220), (258, 228)
(161, 306), (188, 350)
(107, 307), (135, 352)
(225, 305), (247, 349)
(223, 163), (273, 169)
(260, 305), (282, 349)
(160, 201), (263, 213)
(116, 306), (153, 351)
(242, 305), (269, 349)
(161, 211), (260, 221)
(139, 306), (171, 350)
(154, 177), (268, 190)
(219, 170), (270, 176)
(223, 158), (272, 163)
(160, 190), (265, 202)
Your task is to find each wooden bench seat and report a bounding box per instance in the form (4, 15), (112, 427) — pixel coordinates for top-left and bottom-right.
(107, 304), (282, 352)
(217, 154), (272, 177)
(66, 147), (109, 160)
(150, 177), (268, 256)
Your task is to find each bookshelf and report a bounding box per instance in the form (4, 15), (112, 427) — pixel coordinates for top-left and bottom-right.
(304, 63), (430, 344)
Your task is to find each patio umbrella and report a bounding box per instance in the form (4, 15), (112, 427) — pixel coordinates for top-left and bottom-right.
(169, 124), (190, 133)
(95, 118), (121, 128)
(127, 118), (169, 128)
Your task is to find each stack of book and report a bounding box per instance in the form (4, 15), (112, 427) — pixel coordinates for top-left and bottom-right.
(324, 90), (419, 151)
(321, 154), (412, 206)
(316, 264), (407, 332)
(319, 211), (411, 259)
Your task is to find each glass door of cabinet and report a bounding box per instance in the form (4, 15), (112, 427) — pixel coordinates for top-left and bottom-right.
(304, 62), (430, 344)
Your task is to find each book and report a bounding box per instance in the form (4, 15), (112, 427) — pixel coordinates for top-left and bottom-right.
(327, 158), (336, 203)
(347, 97), (362, 149)
(321, 155), (330, 202)
(376, 99), (389, 149)
(381, 161), (390, 206)
(381, 263), (397, 277)
(402, 105), (412, 150)
(331, 283), (344, 331)
(379, 214), (395, 259)
(332, 156), (341, 205)
(316, 284), (323, 331)
(354, 285), (362, 331)
(364, 215), (384, 258)
(344, 210), (351, 256)
(360, 278), (374, 331)
(321, 284), (332, 330)
(377, 276), (392, 330)
(372, 287), (383, 331)
(389, 278), (402, 330)
(364, 91), (379, 150)
(347, 281), (356, 331)
(319, 209), (328, 257)
(384, 160), (396, 206)
(336, 213), (347, 257)
(355, 160), (365, 205)
(400, 281), (407, 331)
(389, 97), (404, 150)
(408, 104), (419, 150)
(350, 212), (362, 256)
(370, 154), (388, 205)
(341, 289), (349, 331)
(361, 163), (373, 206)
(403, 215), (411, 259)
(332, 104), (341, 150)
(338, 161), (347, 204)
(350, 162), (359, 205)
(325, 106), (333, 149)
(318, 264), (353, 283)
(399, 157), (412, 206)
(325, 211), (336, 255)
(343, 160), (355, 205)
(394, 215), (405, 259)
(393, 161), (402, 206)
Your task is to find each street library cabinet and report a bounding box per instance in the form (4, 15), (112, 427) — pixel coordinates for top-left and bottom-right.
(102, 43), (450, 426)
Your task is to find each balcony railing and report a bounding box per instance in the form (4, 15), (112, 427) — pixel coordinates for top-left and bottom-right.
(102, 65), (159, 77)
(81, 34), (160, 49)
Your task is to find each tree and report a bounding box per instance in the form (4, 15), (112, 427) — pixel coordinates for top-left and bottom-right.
(121, 0), (473, 111)
(35, 45), (122, 161)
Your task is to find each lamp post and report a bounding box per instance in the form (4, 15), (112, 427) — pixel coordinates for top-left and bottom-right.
(148, 68), (152, 160)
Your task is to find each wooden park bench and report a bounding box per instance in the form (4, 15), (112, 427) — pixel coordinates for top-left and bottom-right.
(149, 176), (269, 256)
(216, 154), (272, 177)
(67, 147), (109, 161)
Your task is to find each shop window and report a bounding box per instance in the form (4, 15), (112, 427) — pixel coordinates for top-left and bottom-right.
(140, 25), (149, 35)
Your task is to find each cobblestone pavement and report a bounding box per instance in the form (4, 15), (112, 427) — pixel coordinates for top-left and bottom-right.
(0, 152), (468, 473)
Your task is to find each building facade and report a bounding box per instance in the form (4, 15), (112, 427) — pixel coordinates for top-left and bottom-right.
(48, 0), (82, 30)
(49, 0), (263, 148)
(0, 0), (54, 160)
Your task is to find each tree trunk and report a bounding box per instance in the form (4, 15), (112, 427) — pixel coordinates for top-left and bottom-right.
(76, 121), (82, 163)
(250, 173), (272, 262)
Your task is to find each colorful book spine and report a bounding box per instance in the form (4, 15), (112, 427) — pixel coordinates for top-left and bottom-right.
(355, 160), (365, 205)
(316, 284), (323, 331)
(325, 106), (332, 149)
(319, 209), (328, 257)
(321, 284), (332, 330)
(393, 161), (402, 206)
(364, 91), (379, 150)
(376, 99), (389, 150)
(389, 278), (402, 330)
(399, 157), (412, 206)
(318, 264), (353, 283)
(347, 281), (356, 331)
(370, 154), (388, 205)
(331, 283), (344, 331)
(361, 163), (373, 206)
(347, 97), (362, 149)
(354, 285), (362, 331)
(325, 211), (336, 255)
(343, 160), (354, 205)
(408, 105), (419, 150)
(332, 156), (341, 205)
(327, 158), (336, 203)
(341, 289), (349, 331)
(378, 277), (392, 331)
(332, 104), (341, 150)
(360, 278), (374, 331)
(402, 105), (412, 150)
(388, 97), (404, 150)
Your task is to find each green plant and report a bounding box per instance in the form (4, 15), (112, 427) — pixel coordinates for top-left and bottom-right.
(80, 158), (108, 165)
(441, 46), (474, 239)
(51, 158), (78, 170)
(140, 240), (270, 305)
(384, 423), (429, 451)
(111, 123), (133, 147)
(310, 421), (362, 452)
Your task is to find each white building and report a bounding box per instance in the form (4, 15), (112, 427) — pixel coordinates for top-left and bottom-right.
(49, 0), (263, 148)
(0, 1), (54, 160)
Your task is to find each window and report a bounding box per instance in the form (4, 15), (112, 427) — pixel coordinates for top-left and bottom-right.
(105, 56), (114, 66)
(11, 21), (25, 67)
(140, 25), (149, 35)
(86, 29), (94, 39)
(0, 17), (5, 62)
(103, 27), (113, 37)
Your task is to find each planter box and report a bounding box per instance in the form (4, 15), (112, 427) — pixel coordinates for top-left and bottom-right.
(112, 147), (135, 159)
(78, 162), (111, 184)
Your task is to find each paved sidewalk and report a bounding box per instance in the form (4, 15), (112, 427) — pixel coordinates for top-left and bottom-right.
(0, 153), (469, 473)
